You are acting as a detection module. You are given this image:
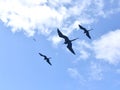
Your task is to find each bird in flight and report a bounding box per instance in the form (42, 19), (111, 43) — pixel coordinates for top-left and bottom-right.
(78, 24), (92, 39)
(38, 53), (52, 66)
(57, 28), (78, 55)
(33, 38), (36, 42)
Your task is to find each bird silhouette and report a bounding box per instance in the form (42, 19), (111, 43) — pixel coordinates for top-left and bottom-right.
(38, 53), (52, 66)
(78, 24), (92, 39)
(57, 28), (78, 55)
(33, 38), (36, 42)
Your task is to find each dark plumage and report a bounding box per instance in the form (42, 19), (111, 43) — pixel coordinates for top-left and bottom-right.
(38, 53), (52, 66)
(57, 28), (78, 55)
(33, 38), (36, 42)
(78, 24), (92, 39)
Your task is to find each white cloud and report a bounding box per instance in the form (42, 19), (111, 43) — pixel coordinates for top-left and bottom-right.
(73, 40), (92, 63)
(68, 63), (103, 83)
(92, 29), (120, 65)
(102, 8), (120, 18)
(48, 35), (61, 46)
(21, 0), (48, 6)
(67, 68), (80, 79)
(73, 29), (120, 65)
(0, 0), (105, 37)
(89, 62), (103, 80)
(78, 50), (90, 60)
(67, 68), (86, 85)
(0, 0), (66, 36)
(0, 0), (120, 43)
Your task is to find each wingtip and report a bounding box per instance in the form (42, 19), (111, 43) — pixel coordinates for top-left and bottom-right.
(57, 28), (60, 32)
(78, 24), (81, 27)
(57, 28), (59, 31)
(38, 52), (41, 54)
(38, 52), (43, 56)
(87, 37), (91, 39)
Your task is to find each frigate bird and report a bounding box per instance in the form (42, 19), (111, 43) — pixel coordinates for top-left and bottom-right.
(38, 53), (52, 66)
(78, 24), (92, 39)
(57, 28), (78, 55)
(33, 38), (36, 42)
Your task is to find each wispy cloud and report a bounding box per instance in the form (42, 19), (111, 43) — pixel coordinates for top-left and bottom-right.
(67, 63), (103, 84)
(88, 62), (103, 80)
(73, 29), (120, 66)
(92, 29), (120, 65)
(67, 68), (81, 79)
(78, 50), (90, 60)
(48, 35), (61, 46)
(0, 0), (117, 37)
(73, 40), (91, 63)
(0, 0), (120, 50)
(67, 68), (86, 85)
(0, 0), (65, 36)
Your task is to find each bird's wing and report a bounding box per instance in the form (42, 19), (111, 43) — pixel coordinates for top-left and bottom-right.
(67, 43), (75, 55)
(86, 32), (91, 39)
(39, 53), (46, 57)
(46, 59), (52, 65)
(57, 28), (69, 40)
(78, 24), (86, 31)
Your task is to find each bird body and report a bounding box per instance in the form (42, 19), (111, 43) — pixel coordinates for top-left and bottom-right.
(57, 28), (78, 55)
(78, 24), (92, 39)
(38, 53), (52, 65)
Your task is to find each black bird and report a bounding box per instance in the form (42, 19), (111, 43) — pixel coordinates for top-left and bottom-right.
(33, 38), (36, 42)
(38, 53), (52, 65)
(57, 28), (78, 55)
(78, 24), (92, 39)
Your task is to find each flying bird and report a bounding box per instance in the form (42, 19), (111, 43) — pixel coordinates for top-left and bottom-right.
(33, 38), (36, 42)
(57, 28), (78, 55)
(38, 53), (52, 66)
(78, 24), (92, 39)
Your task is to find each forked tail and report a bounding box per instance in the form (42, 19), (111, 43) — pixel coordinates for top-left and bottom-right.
(88, 29), (93, 31)
(71, 38), (79, 42)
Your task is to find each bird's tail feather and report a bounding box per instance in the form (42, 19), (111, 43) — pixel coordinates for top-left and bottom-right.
(71, 38), (79, 41)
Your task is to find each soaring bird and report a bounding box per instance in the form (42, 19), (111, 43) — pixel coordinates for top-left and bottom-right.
(33, 38), (36, 42)
(57, 28), (78, 55)
(38, 53), (52, 66)
(78, 24), (92, 39)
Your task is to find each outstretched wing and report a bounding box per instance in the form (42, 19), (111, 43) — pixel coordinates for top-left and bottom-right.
(46, 59), (52, 65)
(78, 24), (86, 31)
(86, 32), (91, 39)
(57, 28), (69, 41)
(67, 43), (75, 55)
(39, 53), (46, 57)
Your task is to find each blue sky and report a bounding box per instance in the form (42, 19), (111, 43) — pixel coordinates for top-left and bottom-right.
(0, 0), (120, 90)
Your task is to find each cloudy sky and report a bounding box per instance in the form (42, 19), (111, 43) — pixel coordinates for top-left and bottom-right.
(0, 0), (120, 90)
